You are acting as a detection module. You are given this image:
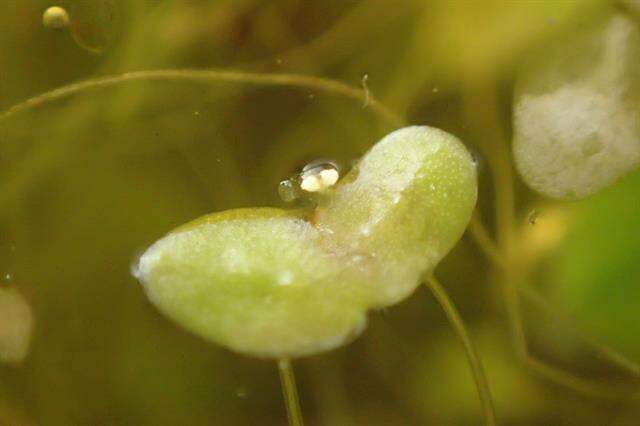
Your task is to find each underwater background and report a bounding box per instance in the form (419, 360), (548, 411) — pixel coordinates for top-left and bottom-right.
(1, 1), (640, 425)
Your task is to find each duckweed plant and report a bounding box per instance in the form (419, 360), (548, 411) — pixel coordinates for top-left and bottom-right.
(2, 2), (640, 425)
(134, 126), (482, 423)
(135, 125), (477, 359)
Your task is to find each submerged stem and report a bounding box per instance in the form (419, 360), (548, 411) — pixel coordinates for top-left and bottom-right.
(468, 212), (506, 271)
(425, 276), (496, 426)
(0, 68), (405, 128)
(465, 82), (640, 398)
(278, 358), (304, 426)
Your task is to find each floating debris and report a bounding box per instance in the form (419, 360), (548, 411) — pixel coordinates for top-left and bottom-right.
(361, 74), (370, 108)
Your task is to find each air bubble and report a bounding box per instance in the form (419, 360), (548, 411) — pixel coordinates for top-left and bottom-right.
(43, 2), (121, 54)
(278, 159), (341, 202)
(300, 160), (340, 193)
(278, 179), (299, 203)
(43, 6), (70, 29)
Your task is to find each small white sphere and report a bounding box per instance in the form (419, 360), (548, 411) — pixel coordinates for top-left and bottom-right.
(43, 6), (70, 29)
(299, 160), (340, 193)
(300, 175), (322, 193)
(319, 168), (339, 187)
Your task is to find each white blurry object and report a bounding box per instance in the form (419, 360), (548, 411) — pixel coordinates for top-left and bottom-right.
(42, 6), (70, 29)
(0, 288), (34, 363)
(513, 14), (640, 199)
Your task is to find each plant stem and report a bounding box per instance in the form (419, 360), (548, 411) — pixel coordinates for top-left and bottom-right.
(0, 68), (404, 127)
(0, 68), (406, 218)
(464, 82), (640, 399)
(278, 358), (304, 426)
(425, 276), (496, 426)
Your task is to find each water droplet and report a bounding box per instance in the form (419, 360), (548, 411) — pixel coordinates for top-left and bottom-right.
(300, 160), (340, 193)
(278, 179), (299, 203)
(279, 159), (341, 201)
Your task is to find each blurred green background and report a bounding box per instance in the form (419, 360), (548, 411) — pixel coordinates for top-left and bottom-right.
(1, 1), (639, 425)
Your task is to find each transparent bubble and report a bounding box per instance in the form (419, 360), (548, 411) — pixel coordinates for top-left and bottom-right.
(278, 159), (341, 203)
(278, 179), (299, 203)
(300, 159), (340, 193)
(301, 159), (340, 176)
